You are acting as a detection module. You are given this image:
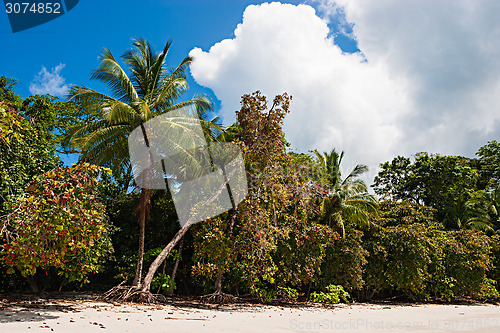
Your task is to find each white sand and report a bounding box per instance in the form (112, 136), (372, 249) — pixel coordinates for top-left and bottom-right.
(1, 298), (499, 332)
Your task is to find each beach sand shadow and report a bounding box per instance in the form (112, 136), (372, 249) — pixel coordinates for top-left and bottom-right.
(0, 301), (78, 324)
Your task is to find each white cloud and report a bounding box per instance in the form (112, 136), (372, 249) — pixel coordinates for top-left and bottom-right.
(29, 63), (69, 97)
(189, 1), (500, 179)
(331, 0), (500, 156)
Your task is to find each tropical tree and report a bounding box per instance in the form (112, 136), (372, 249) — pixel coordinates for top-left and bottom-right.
(0, 76), (22, 109)
(1, 163), (113, 292)
(314, 149), (378, 238)
(476, 140), (500, 190)
(66, 37), (214, 287)
(232, 91), (332, 301)
(0, 102), (61, 217)
(465, 187), (500, 234)
(372, 156), (412, 201)
(135, 92), (330, 303)
(373, 153), (479, 229)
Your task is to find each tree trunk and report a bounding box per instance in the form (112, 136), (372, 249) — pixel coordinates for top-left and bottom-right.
(132, 188), (151, 287)
(132, 122), (154, 287)
(167, 236), (184, 296)
(26, 275), (39, 293)
(214, 274), (222, 294)
(140, 160), (241, 293)
(141, 222), (191, 292)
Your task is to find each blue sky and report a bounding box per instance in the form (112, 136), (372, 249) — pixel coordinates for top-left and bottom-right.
(0, 0), (355, 103)
(2, 0), (500, 178)
(1, 0), (285, 100)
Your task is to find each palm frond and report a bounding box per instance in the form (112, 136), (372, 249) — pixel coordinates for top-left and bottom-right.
(150, 76), (189, 111)
(65, 37), (214, 180)
(91, 48), (139, 102)
(150, 39), (173, 94)
(316, 148), (379, 236)
(343, 164), (368, 184)
(465, 218), (495, 232)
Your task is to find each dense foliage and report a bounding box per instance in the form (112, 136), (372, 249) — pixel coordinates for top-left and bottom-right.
(191, 92), (338, 302)
(0, 102), (61, 217)
(1, 163), (113, 291)
(1, 40), (500, 303)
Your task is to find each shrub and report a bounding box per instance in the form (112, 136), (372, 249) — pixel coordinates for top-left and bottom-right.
(364, 202), (496, 300)
(439, 230), (493, 297)
(277, 286), (299, 302)
(311, 285), (350, 304)
(479, 278), (500, 299)
(489, 234), (500, 292)
(319, 228), (367, 291)
(425, 230), (492, 298)
(274, 223), (338, 288)
(363, 224), (434, 299)
(1, 163), (113, 288)
(250, 285), (278, 303)
(151, 273), (176, 293)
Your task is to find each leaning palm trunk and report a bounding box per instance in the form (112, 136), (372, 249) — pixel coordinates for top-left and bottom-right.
(140, 222), (191, 293)
(140, 164), (241, 294)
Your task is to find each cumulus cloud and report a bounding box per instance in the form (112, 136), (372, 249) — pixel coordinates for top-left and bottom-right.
(332, 0), (500, 156)
(29, 63), (69, 97)
(189, 1), (500, 178)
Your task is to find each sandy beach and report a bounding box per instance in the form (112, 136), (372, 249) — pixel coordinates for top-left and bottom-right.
(1, 296), (499, 333)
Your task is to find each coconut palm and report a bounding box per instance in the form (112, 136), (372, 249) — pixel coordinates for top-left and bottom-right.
(464, 186), (500, 234)
(314, 149), (378, 238)
(66, 37), (218, 287)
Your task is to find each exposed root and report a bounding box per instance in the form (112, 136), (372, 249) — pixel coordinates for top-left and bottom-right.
(200, 291), (238, 304)
(100, 282), (166, 304)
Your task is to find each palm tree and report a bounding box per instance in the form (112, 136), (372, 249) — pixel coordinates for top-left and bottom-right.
(66, 37), (217, 287)
(314, 149), (378, 238)
(465, 186), (500, 234)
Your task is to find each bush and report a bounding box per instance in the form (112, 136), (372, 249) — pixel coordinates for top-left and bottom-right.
(1, 163), (113, 290)
(151, 273), (176, 293)
(480, 278), (500, 299)
(437, 230), (493, 297)
(311, 285), (350, 304)
(364, 201), (497, 300)
(319, 228), (367, 292)
(250, 285), (278, 303)
(277, 286), (299, 302)
(274, 223), (338, 288)
(363, 224), (434, 299)
(489, 234), (500, 292)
